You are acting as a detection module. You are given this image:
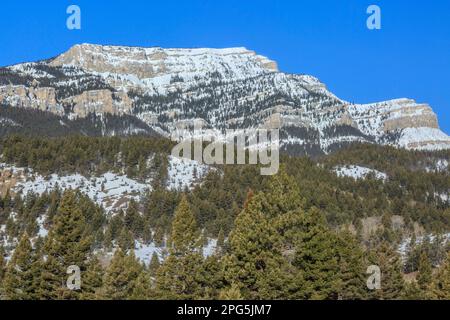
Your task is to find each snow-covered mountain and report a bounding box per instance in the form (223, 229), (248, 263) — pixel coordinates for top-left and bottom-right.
(1, 43), (449, 154)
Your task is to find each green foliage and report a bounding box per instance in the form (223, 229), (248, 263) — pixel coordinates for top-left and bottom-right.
(2, 233), (40, 300)
(417, 251), (433, 292)
(102, 250), (146, 300)
(0, 137), (449, 300)
(367, 242), (406, 300)
(39, 190), (93, 300)
(155, 196), (205, 299)
(429, 252), (450, 299)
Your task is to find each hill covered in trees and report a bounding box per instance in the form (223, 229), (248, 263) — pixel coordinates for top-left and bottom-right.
(0, 135), (449, 300)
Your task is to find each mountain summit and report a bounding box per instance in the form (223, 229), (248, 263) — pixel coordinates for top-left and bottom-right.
(1, 44), (449, 154)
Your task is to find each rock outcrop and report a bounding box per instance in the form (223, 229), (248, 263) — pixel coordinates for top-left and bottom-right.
(1, 43), (449, 153)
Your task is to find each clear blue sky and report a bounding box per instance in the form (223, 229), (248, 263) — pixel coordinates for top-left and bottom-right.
(1, 0), (449, 133)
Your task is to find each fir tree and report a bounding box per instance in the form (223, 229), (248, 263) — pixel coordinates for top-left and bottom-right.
(170, 195), (200, 254)
(417, 251), (432, 292)
(3, 233), (39, 300)
(335, 231), (367, 300)
(429, 252), (450, 300)
(149, 252), (160, 276)
(368, 242), (406, 300)
(79, 256), (104, 300)
(219, 283), (243, 300)
(118, 227), (135, 252)
(130, 269), (152, 300)
(154, 195), (204, 299)
(39, 190), (92, 300)
(223, 191), (290, 299)
(293, 207), (340, 300)
(102, 250), (143, 300)
(216, 228), (225, 252)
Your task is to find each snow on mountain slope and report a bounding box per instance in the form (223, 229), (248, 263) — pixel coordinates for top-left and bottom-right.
(334, 165), (388, 181)
(3, 157), (210, 213)
(15, 171), (149, 212)
(398, 233), (450, 258)
(133, 238), (217, 265)
(167, 155), (211, 190)
(1, 43), (449, 154)
(396, 127), (450, 150)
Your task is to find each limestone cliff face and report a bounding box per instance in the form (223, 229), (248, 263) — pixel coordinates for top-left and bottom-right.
(49, 44), (278, 80)
(0, 85), (63, 115)
(0, 44), (449, 152)
(63, 89), (132, 118)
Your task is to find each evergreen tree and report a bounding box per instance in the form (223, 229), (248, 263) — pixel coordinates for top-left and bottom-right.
(417, 251), (432, 292)
(335, 231), (367, 300)
(154, 195), (204, 299)
(0, 245), (6, 283)
(368, 242), (406, 300)
(39, 190), (92, 300)
(130, 269), (152, 300)
(219, 283), (243, 300)
(293, 207), (340, 300)
(79, 256), (104, 300)
(102, 250), (143, 300)
(118, 227), (135, 251)
(3, 233), (39, 300)
(149, 252), (160, 276)
(170, 195), (200, 254)
(429, 252), (450, 300)
(223, 191), (290, 299)
(216, 228), (225, 252)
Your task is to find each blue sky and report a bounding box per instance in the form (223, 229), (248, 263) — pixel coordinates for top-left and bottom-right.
(1, 0), (449, 133)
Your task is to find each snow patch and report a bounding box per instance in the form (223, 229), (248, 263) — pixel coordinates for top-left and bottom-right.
(334, 165), (388, 181)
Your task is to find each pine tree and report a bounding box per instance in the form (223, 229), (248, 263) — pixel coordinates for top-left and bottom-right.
(154, 195), (204, 299)
(102, 250), (144, 300)
(149, 252), (160, 276)
(216, 228), (225, 252)
(219, 283), (243, 300)
(130, 269), (152, 300)
(223, 191), (290, 299)
(335, 231), (367, 300)
(118, 227), (135, 251)
(2, 233), (39, 300)
(124, 199), (143, 237)
(293, 207), (340, 300)
(368, 242), (406, 300)
(429, 252), (450, 299)
(39, 190), (92, 300)
(170, 195), (200, 254)
(0, 245), (6, 283)
(417, 251), (432, 292)
(79, 256), (104, 300)
(404, 234), (418, 273)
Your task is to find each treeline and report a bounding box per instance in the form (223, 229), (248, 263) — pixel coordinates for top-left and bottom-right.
(0, 106), (158, 139)
(0, 173), (449, 300)
(1, 136), (449, 238)
(0, 135), (173, 179)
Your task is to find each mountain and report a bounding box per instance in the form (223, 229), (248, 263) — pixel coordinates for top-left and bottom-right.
(1, 43), (449, 155)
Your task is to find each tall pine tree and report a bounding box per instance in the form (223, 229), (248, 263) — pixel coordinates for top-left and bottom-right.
(3, 233), (40, 300)
(429, 252), (450, 299)
(39, 190), (92, 300)
(102, 249), (145, 300)
(154, 195), (204, 299)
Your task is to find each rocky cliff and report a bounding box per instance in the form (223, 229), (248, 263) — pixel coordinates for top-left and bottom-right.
(0, 43), (449, 153)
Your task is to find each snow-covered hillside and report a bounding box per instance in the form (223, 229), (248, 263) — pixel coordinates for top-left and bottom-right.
(334, 165), (388, 181)
(15, 172), (149, 212)
(3, 156), (210, 213)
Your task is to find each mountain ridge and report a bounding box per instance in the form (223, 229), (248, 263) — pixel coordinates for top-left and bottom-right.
(1, 43), (449, 154)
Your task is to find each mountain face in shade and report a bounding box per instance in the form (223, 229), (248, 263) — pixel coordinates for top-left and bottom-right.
(1, 43), (449, 154)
